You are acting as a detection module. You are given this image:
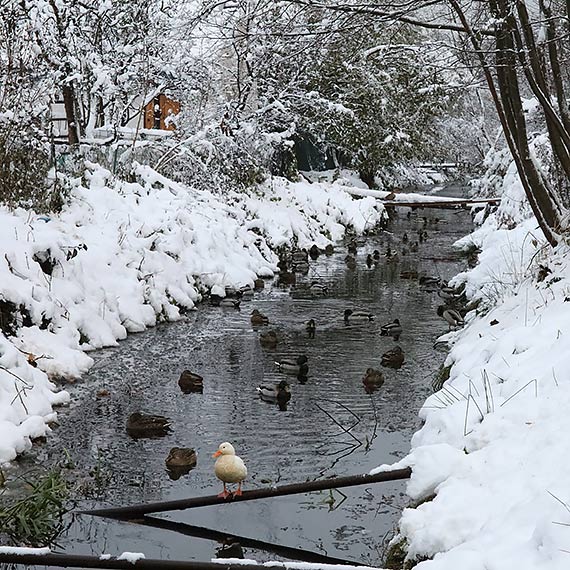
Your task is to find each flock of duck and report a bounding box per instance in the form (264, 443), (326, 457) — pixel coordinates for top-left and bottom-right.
(124, 211), (472, 497)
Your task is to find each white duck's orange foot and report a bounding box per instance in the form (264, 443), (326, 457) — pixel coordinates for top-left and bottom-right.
(234, 484), (244, 496)
(218, 489), (232, 499)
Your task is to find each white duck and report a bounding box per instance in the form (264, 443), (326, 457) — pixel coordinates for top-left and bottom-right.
(212, 442), (247, 498)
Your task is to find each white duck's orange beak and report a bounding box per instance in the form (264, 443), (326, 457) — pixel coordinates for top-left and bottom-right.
(212, 450), (222, 458)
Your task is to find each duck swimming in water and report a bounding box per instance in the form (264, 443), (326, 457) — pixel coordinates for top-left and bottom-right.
(213, 442), (247, 498)
(259, 330), (278, 348)
(362, 368), (385, 391)
(250, 309), (269, 326)
(166, 447), (197, 469)
(306, 319), (316, 338)
(309, 281), (328, 296)
(126, 412), (171, 438)
(381, 346), (405, 369)
(219, 297), (241, 309)
(380, 319), (402, 341)
(178, 370), (204, 393)
(275, 355), (308, 374)
(344, 309), (374, 323)
(257, 380), (291, 406)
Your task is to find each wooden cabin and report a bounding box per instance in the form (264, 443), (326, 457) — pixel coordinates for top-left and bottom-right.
(144, 94), (180, 131)
(50, 91), (180, 145)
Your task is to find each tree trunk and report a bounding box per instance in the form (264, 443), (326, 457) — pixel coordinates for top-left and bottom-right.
(359, 168), (376, 188)
(62, 84), (79, 145)
(448, 0), (563, 245)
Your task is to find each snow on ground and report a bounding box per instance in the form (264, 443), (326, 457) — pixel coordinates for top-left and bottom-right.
(379, 159), (570, 568)
(0, 164), (384, 465)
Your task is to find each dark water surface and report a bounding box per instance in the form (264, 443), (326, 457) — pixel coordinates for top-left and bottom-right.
(8, 184), (472, 567)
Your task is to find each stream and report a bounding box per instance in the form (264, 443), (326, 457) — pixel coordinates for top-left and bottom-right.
(6, 183), (473, 568)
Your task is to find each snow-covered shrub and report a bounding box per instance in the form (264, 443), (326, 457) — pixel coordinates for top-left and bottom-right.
(0, 119), (61, 212)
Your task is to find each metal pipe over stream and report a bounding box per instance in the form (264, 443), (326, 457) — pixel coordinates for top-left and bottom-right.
(82, 468), (412, 519)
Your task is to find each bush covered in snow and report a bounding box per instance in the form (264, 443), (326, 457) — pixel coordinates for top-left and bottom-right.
(0, 163), (384, 464)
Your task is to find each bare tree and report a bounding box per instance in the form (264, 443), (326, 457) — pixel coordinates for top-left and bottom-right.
(283, 0), (570, 245)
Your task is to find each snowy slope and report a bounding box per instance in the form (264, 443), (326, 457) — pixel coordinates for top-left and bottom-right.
(377, 156), (570, 568)
(0, 164), (384, 464)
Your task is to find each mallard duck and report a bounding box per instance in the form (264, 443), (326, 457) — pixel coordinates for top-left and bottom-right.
(306, 319), (316, 338)
(385, 248), (399, 263)
(166, 447), (197, 469)
(259, 330), (278, 348)
(224, 285), (239, 297)
(126, 412), (171, 438)
(437, 305), (465, 330)
(347, 241), (358, 254)
(309, 244), (321, 259)
(309, 281), (328, 295)
(253, 278), (265, 289)
(279, 271), (296, 285)
(292, 261), (309, 274)
(402, 232), (409, 243)
(372, 250), (381, 262)
(257, 380), (291, 406)
(362, 368), (385, 390)
(381, 346), (405, 369)
(419, 275), (441, 287)
(324, 244), (334, 256)
(345, 254), (357, 266)
(291, 249), (309, 263)
(275, 355), (308, 374)
(250, 309), (269, 326)
(239, 285), (254, 299)
(218, 297), (241, 308)
(297, 363), (309, 380)
(344, 309), (374, 323)
(380, 319), (402, 340)
(366, 254), (373, 268)
(438, 286), (464, 303)
(213, 442), (247, 498)
(410, 242), (419, 253)
(178, 370), (204, 393)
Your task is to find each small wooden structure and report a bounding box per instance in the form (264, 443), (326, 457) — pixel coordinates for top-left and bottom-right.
(144, 93), (180, 130)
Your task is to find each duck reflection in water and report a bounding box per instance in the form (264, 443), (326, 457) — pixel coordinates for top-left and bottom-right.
(216, 537), (244, 559)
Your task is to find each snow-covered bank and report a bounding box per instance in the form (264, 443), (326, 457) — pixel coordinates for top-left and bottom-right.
(0, 165), (384, 465)
(383, 162), (570, 568)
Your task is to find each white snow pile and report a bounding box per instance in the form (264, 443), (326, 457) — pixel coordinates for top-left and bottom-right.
(210, 558), (375, 570)
(116, 551), (146, 563)
(0, 163), (384, 464)
(0, 546), (51, 555)
(379, 155), (570, 568)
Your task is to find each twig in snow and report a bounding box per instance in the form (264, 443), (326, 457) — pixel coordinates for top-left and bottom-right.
(500, 379), (538, 407)
(463, 394), (484, 436)
(482, 370), (494, 414)
(0, 364), (32, 387)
